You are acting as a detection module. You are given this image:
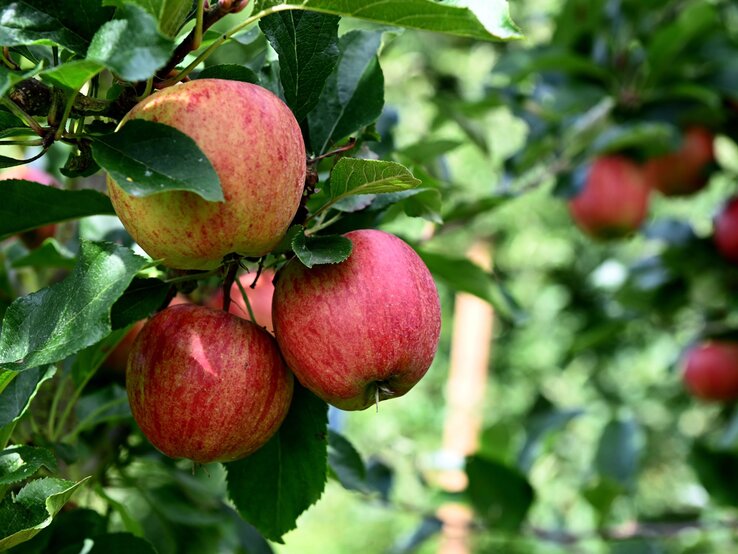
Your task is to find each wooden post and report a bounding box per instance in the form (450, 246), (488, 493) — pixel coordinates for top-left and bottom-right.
(437, 241), (494, 554)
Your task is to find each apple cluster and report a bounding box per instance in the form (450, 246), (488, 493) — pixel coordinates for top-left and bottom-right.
(102, 79), (441, 463)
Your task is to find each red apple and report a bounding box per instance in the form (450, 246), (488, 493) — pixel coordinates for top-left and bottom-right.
(272, 229), (441, 411)
(127, 304), (293, 462)
(1, 165), (58, 248)
(682, 341), (738, 402)
(205, 270), (275, 333)
(107, 79), (306, 270)
(644, 127), (714, 196)
(713, 196), (738, 264)
(568, 156), (650, 239)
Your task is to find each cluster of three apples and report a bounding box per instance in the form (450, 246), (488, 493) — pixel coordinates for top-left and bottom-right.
(108, 79), (441, 463)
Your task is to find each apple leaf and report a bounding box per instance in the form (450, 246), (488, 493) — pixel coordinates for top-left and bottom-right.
(251, 0), (522, 42)
(92, 120), (223, 202)
(260, 11), (340, 122)
(0, 366), (56, 427)
(103, 0), (192, 38)
(74, 385), (131, 435)
(11, 239), (77, 270)
(308, 30), (384, 155)
(0, 64), (42, 98)
(72, 533), (158, 553)
(595, 418), (643, 492)
(110, 277), (172, 330)
(0, 181), (115, 240)
(327, 430), (368, 493)
(326, 158), (421, 201)
(39, 59), (105, 91)
(0, 476), (90, 550)
(195, 64), (260, 84)
(291, 228), (353, 268)
(0, 241), (149, 372)
(225, 385), (329, 543)
(87, 4), (174, 81)
(0, 446), (58, 486)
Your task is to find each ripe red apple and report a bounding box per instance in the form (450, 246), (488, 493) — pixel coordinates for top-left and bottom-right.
(107, 79), (306, 270)
(272, 229), (441, 411)
(127, 304), (293, 463)
(205, 270), (275, 333)
(1, 165), (58, 248)
(644, 127), (715, 196)
(682, 341), (738, 402)
(713, 196), (738, 264)
(568, 156), (650, 239)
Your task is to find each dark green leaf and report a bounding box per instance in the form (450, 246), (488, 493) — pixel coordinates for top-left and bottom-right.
(104, 0), (193, 38)
(196, 64), (260, 84)
(0, 65), (40, 98)
(465, 455), (534, 531)
(326, 158), (421, 200)
(691, 442), (738, 506)
(443, 195), (511, 223)
(226, 385), (328, 542)
(70, 328), (128, 387)
(11, 239), (76, 270)
(364, 458), (393, 502)
(291, 228), (353, 268)
(70, 533), (157, 554)
(399, 139), (463, 162)
(0, 446), (57, 485)
(518, 409), (583, 472)
(327, 430), (367, 492)
(308, 30), (384, 155)
(583, 478), (622, 525)
(0, 241), (148, 371)
(0, 366), (55, 427)
(92, 120), (223, 202)
(591, 123), (679, 158)
(0, 0), (114, 55)
(0, 476), (89, 550)
(110, 278), (171, 330)
(595, 418), (643, 492)
(87, 4), (174, 81)
(39, 60), (104, 91)
(74, 384), (131, 435)
(252, 0), (521, 41)
(390, 516), (443, 554)
(260, 11), (340, 121)
(0, 181), (114, 240)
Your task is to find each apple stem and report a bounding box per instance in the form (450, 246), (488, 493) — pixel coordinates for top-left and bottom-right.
(375, 386), (380, 413)
(235, 275), (258, 326)
(250, 260), (264, 289)
(221, 258), (239, 313)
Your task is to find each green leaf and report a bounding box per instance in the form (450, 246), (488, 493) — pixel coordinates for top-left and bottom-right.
(70, 328), (128, 387)
(291, 228), (353, 268)
(465, 455), (534, 531)
(0, 446), (57, 485)
(110, 277), (171, 330)
(225, 385), (328, 543)
(104, 0), (193, 38)
(252, 0), (521, 41)
(39, 60), (104, 91)
(591, 123), (680, 158)
(0, 65), (41, 98)
(95, 486), (145, 538)
(0, 0), (114, 55)
(11, 239), (76, 270)
(398, 139), (463, 163)
(326, 158), (421, 201)
(327, 430), (367, 492)
(691, 442), (738, 506)
(72, 532), (158, 553)
(308, 30), (384, 155)
(595, 418), (643, 492)
(0, 241), (148, 371)
(518, 408), (583, 472)
(0, 476), (89, 550)
(260, 11), (340, 121)
(87, 3), (174, 81)
(196, 64), (260, 84)
(92, 120), (223, 202)
(0, 366), (55, 427)
(74, 384), (131, 435)
(0, 180), (115, 240)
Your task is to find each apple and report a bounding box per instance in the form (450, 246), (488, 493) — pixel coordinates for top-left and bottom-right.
(713, 196), (738, 264)
(205, 270), (275, 333)
(643, 127), (715, 196)
(127, 303), (293, 463)
(1, 165), (58, 248)
(682, 341), (738, 402)
(568, 156), (650, 239)
(107, 79), (306, 270)
(272, 229), (441, 411)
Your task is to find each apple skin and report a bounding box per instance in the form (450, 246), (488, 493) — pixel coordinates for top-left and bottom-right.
(713, 197), (738, 264)
(272, 229), (441, 411)
(205, 270), (275, 333)
(107, 79), (306, 270)
(683, 341), (738, 402)
(644, 127), (715, 196)
(1, 166), (58, 248)
(568, 156), (650, 239)
(126, 304), (293, 463)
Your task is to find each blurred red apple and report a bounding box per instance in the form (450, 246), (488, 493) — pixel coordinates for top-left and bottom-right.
(644, 127), (714, 196)
(127, 304), (293, 463)
(568, 156), (650, 239)
(1, 165), (58, 248)
(713, 196), (738, 264)
(272, 229), (441, 411)
(683, 341), (738, 402)
(205, 270), (275, 332)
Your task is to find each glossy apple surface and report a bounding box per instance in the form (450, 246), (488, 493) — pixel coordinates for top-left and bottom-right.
(272, 229), (441, 411)
(568, 156), (650, 239)
(127, 304), (293, 462)
(108, 79), (306, 270)
(683, 341), (738, 402)
(206, 270), (275, 333)
(644, 127), (714, 196)
(1, 166), (58, 248)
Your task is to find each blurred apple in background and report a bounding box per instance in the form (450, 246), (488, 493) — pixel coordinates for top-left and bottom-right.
(683, 341), (738, 402)
(644, 127), (715, 196)
(205, 270), (275, 333)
